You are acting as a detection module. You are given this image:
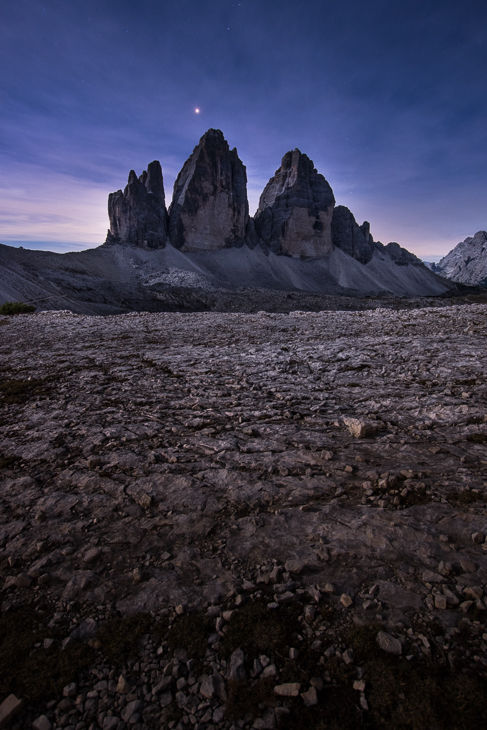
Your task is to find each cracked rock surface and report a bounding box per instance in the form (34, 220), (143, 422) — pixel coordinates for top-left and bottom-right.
(1, 304), (487, 728)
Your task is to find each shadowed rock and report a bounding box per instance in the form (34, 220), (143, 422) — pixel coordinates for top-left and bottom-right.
(106, 161), (168, 248)
(380, 241), (423, 266)
(331, 205), (375, 264)
(253, 150), (335, 258)
(168, 129), (249, 252)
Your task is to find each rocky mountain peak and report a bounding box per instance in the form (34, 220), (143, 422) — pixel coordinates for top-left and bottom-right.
(168, 128), (248, 252)
(253, 149), (335, 257)
(331, 205), (375, 264)
(435, 230), (487, 286)
(106, 160), (168, 249)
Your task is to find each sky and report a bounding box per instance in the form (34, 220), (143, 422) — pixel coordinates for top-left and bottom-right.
(1, 0), (486, 260)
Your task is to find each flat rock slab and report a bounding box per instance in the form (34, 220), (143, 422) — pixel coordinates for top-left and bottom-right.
(0, 305), (486, 626)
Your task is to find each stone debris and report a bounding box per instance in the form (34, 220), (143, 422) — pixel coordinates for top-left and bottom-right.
(32, 716), (52, 730)
(300, 686), (318, 706)
(0, 304), (486, 728)
(0, 695), (23, 729)
(274, 683), (301, 697)
(376, 631), (402, 655)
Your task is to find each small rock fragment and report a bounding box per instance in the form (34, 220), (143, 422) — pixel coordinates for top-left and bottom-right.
(343, 417), (377, 439)
(132, 567), (143, 583)
(82, 547), (101, 564)
(301, 686), (318, 706)
(228, 648), (246, 681)
(340, 594), (353, 608)
(434, 594), (447, 610)
(304, 605), (316, 623)
(32, 715), (52, 730)
(117, 675), (131, 694)
(284, 559), (304, 574)
(274, 683), (301, 697)
(200, 675), (216, 699)
(376, 631), (402, 655)
(0, 695), (23, 729)
(63, 682), (77, 697)
(14, 573), (32, 588)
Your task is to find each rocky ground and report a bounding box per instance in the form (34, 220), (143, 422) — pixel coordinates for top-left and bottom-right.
(1, 302), (487, 729)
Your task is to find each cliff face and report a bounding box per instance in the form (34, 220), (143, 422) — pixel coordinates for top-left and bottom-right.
(253, 150), (335, 257)
(168, 129), (249, 252)
(106, 161), (168, 248)
(435, 231), (487, 286)
(102, 129), (445, 291)
(331, 205), (375, 264)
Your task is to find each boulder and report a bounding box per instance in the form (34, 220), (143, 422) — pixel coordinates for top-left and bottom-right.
(253, 149), (335, 257)
(106, 161), (168, 248)
(169, 129), (248, 251)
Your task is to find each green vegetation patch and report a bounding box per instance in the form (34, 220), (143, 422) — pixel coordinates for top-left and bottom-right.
(466, 433), (487, 443)
(0, 301), (36, 315)
(219, 599), (301, 659)
(97, 613), (153, 666)
(0, 453), (21, 469)
(448, 489), (483, 505)
(226, 677), (275, 720)
(0, 605), (93, 703)
(167, 613), (212, 657)
(366, 659), (487, 730)
(0, 378), (48, 405)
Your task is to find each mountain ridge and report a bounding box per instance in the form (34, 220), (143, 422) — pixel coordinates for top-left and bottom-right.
(0, 128), (477, 313)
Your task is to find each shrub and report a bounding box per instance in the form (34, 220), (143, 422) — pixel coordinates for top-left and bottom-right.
(0, 301), (36, 315)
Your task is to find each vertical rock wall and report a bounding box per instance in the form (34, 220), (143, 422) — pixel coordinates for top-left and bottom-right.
(168, 129), (249, 252)
(253, 150), (335, 258)
(106, 161), (168, 248)
(331, 205), (375, 264)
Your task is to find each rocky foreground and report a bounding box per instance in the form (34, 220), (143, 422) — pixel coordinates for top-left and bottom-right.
(1, 304), (487, 729)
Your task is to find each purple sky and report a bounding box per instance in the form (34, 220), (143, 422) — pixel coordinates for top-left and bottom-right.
(1, 0), (486, 260)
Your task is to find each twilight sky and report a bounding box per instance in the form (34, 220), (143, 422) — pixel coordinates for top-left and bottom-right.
(1, 0), (486, 259)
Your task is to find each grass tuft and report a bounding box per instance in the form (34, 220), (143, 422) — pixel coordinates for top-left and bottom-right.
(167, 613), (212, 656)
(0, 301), (36, 315)
(97, 613), (152, 666)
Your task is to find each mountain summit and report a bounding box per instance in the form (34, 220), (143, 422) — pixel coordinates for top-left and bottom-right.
(0, 129), (468, 315)
(105, 128), (419, 271)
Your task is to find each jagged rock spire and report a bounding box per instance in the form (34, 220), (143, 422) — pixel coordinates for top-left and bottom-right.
(168, 129), (248, 251)
(106, 160), (168, 248)
(331, 205), (375, 264)
(253, 150), (335, 257)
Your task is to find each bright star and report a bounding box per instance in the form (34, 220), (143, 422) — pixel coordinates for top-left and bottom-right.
(195, 108), (200, 114)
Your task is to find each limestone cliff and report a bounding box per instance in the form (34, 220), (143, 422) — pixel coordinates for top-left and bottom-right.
(435, 231), (487, 286)
(253, 150), (335, 257)
(168, 129), (248, 252)
(331, 205), (375, 264)
(106, 161), (168, 248)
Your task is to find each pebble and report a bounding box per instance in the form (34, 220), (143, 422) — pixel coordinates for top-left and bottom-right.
(274, 683), (301, 697)
(376, 631), (402, 655)
(0, 695), (23, 729)
(32, 716), (52, 730)
(301, 686), (318, 706)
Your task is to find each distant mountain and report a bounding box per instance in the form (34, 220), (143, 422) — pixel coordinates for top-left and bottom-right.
(0, 128), (473, 314)
(434, 231), (487, 287)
